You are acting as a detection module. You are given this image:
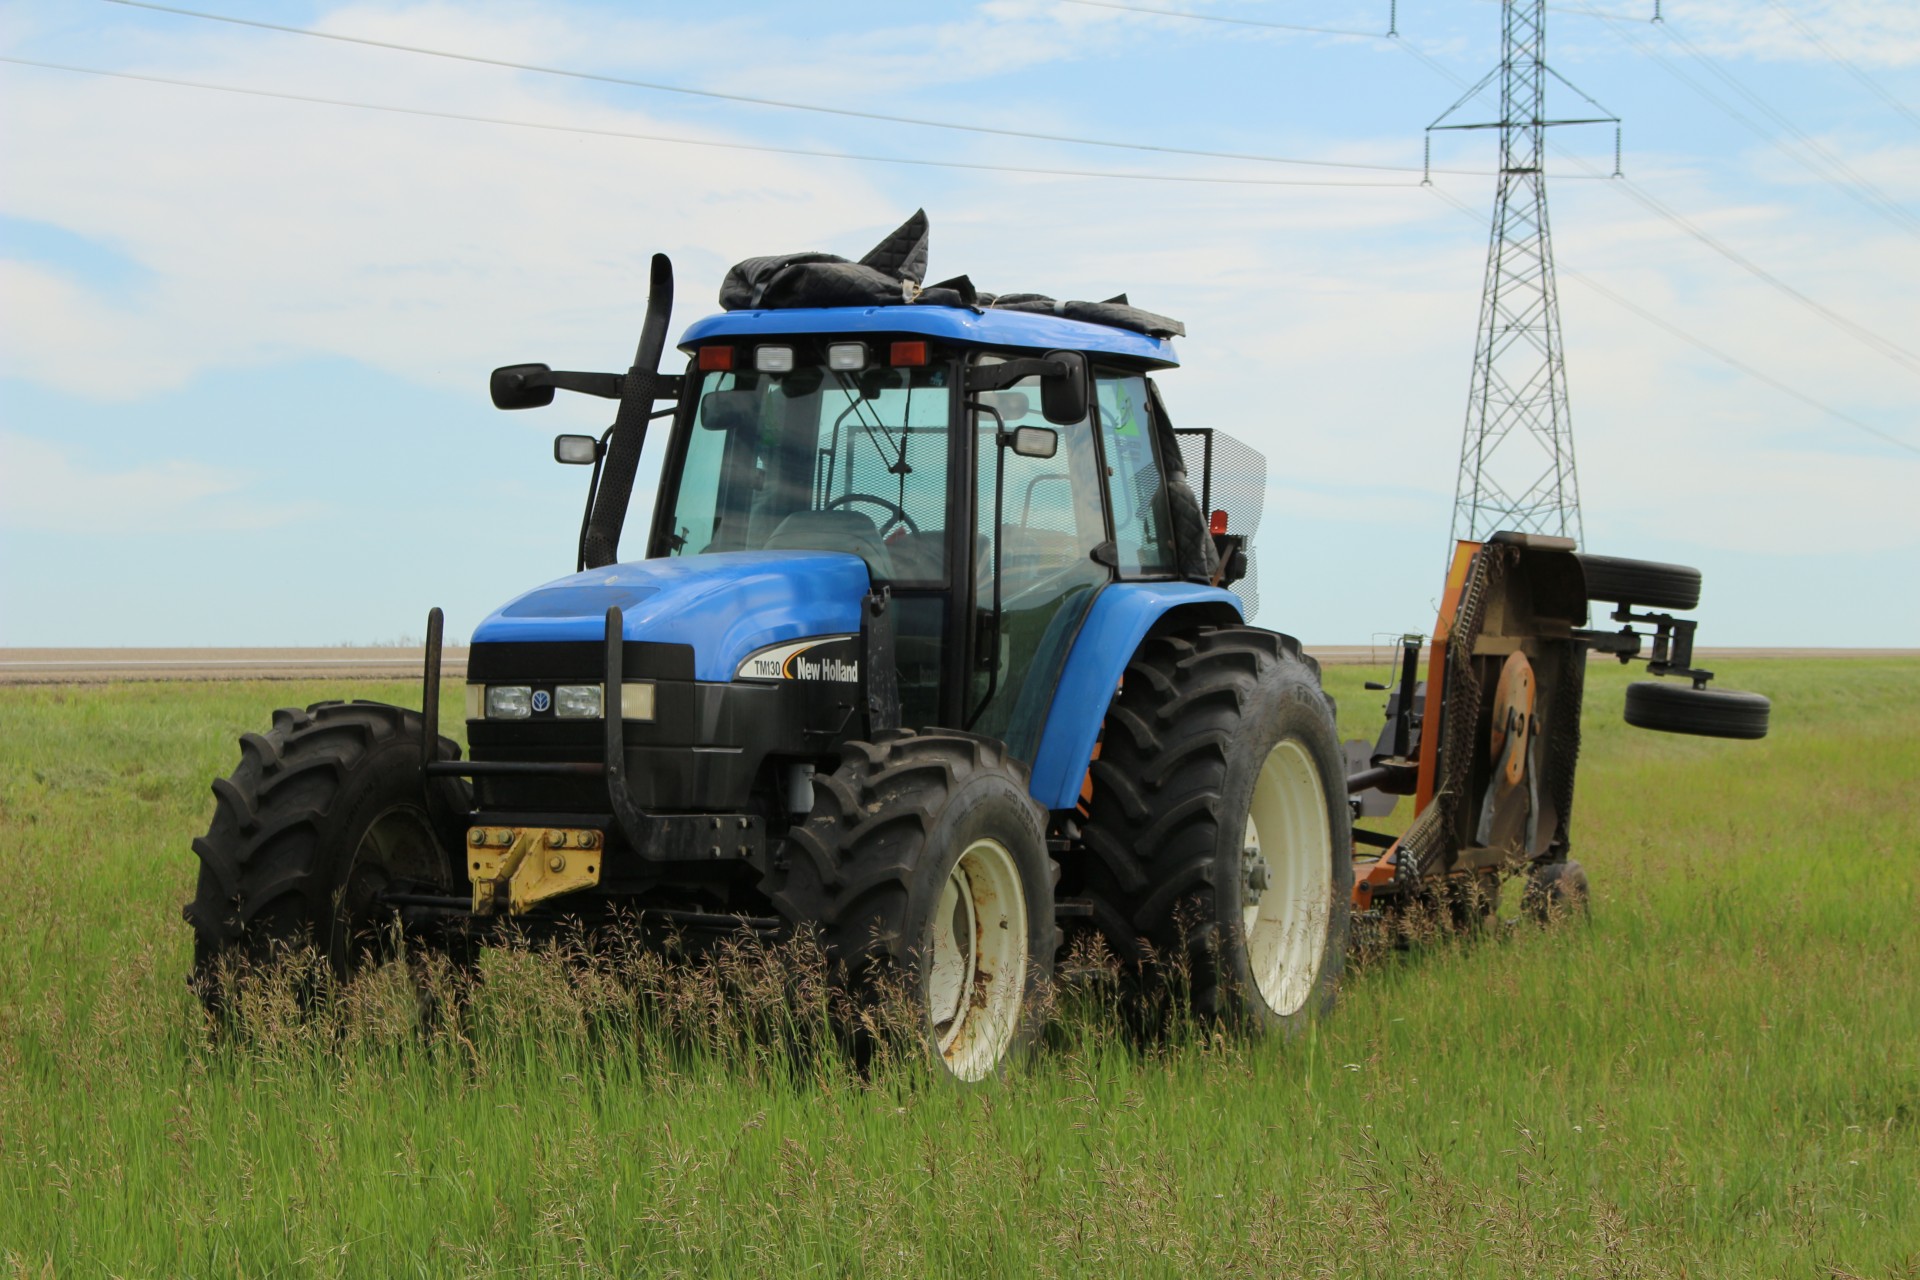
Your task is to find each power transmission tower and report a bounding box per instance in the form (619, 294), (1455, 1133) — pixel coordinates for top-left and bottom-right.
(1428, 0), (1620, 547)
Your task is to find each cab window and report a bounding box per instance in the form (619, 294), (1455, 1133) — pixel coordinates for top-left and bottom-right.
(1093, 369), (1173, 576)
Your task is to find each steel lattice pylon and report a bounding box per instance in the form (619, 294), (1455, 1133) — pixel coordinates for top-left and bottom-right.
(1430, 0), (1619, 547)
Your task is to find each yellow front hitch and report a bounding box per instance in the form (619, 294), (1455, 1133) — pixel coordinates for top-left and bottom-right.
(466, 826), (604, 915)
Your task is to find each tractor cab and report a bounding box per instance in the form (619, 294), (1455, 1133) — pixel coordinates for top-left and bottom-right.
(646, 307), (1203, 753)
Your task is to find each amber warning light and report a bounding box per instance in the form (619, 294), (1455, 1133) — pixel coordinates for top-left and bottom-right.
(1210, 510), (1229, 536)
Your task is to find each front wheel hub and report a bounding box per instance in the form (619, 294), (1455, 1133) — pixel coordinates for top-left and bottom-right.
(926, 837), (1029, 1082)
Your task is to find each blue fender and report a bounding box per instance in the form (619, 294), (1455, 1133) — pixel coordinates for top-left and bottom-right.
(471, 550), (869, 681)
(1026, 582), (1244, 811)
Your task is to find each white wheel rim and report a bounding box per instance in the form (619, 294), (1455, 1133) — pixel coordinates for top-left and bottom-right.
(1240, 739), (1333, 1017)
(926, 837), (1028, 1081)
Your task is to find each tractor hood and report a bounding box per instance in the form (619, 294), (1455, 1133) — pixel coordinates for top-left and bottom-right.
(470, 551), (871, 682)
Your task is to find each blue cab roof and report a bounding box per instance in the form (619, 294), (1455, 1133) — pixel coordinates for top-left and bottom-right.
(678, 305), (1179, 368)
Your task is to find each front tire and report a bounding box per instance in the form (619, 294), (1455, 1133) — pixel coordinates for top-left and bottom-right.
(766, 731), (1057, 1081)
(183, 701), (470, 1004)
(1074, 627), (1352, 1032)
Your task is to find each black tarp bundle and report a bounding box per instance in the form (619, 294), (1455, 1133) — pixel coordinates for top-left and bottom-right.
(717, 209), (1185, 340)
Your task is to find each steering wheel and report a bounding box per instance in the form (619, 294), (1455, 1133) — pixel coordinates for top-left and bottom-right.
(823, 492), (919, 537)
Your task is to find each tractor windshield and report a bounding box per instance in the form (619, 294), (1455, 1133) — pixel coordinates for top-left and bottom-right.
(660, 354), (954, 584)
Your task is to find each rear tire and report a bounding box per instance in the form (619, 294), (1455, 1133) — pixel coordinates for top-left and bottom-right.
(183, 701), (470, 1007)
(766, 731), (1057, 1081)
(1625, 680), (1771, 739)
(1576, 554), (1702, 612)
(1073, 627), (1352, 1032)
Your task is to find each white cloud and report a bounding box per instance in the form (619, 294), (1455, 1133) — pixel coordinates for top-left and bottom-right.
(1667, 1), (1920, 69)
(0, 430), (321, 533)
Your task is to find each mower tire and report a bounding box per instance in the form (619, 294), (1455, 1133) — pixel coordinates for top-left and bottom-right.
(1625, 680), (1771, 739)
(1576, 554), (1702, 612)
(1075, 627), (1352, 1033)
(1522, 859), (1590, 924)
(767, 730), (1057, 1081)
(183, 701), (471, 1005)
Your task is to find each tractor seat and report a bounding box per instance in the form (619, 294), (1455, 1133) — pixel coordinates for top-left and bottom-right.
(765, 509), (893, 578)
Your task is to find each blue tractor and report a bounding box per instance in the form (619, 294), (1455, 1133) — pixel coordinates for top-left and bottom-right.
(184, 213), (1765, 1079)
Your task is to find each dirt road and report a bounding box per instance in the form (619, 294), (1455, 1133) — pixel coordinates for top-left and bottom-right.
(2, 645), (1910, 685)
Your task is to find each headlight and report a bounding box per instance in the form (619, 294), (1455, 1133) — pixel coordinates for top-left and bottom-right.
(486, 685), (532, 719)
(554, 684), (603, 719)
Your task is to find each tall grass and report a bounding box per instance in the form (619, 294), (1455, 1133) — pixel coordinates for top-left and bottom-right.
(0, 660), (1915, 1277)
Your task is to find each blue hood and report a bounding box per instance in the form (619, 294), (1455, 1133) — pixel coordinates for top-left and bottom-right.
(471, 551), (871, 682)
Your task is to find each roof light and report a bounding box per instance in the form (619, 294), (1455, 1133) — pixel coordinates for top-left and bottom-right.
(889, 340), (928, 367)
(827, 342), (868, 371)
(755, 345), (795, 373)
(698, 345), (734, 372)
(1210, 510), (1229, 536)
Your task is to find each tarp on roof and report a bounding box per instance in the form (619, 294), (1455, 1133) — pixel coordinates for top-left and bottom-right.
(716, 209), (1185, 340)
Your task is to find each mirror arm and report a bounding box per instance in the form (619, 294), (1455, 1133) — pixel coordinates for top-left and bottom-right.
(575, 424), (615, 573)
(499, 368), (686, 404)
(963, 359), (1063, 393)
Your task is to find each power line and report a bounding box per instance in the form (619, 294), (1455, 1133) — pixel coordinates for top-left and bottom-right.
(96, 0), (1616, 182)
(1765, 0), (1920, 137)
(1399, 36), (1920, 380)
(0, 55), (1416, 189)
(1565, 150), (1920, 377)
(1052, 0), (1383, 38)
(1577, 7), (1920, 240)
(1428, 185), (1919, 457)
(97, 0), (1432, 175)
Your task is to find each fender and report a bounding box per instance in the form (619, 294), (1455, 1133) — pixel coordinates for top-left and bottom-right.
(1027, 581), (1243, 811)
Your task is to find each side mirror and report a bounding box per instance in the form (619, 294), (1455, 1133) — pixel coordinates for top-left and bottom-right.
(554, 434), (600, 465)
(492, 363), (556, 410)
(1039, 350), (1089, 426)
(1008, 426), (1058, 459)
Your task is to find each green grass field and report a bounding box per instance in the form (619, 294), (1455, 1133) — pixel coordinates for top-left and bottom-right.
(1, 658), (1915, 1277)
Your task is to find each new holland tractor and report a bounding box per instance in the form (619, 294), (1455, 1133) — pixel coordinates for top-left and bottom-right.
(183, 213), (1768, 1080)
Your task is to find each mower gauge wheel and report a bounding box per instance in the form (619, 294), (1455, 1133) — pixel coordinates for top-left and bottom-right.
(1624, 680), (1770, 740)
(1576, 554), (1703, 612)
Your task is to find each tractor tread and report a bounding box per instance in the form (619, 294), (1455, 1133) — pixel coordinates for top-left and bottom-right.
(1063, 625), (1351, 1025)
(184, 700), (467, 1005)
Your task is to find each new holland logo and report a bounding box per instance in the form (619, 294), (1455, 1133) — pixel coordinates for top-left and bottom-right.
(790, 655), (859, 683)
(531, 689), (552, 713)
(736, 636), (861, 684)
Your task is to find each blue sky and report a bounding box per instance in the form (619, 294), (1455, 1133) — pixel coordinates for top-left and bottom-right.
(1, 0), (1915, 647)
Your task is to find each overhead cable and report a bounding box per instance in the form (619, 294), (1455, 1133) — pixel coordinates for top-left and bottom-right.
(1425, 187), (1916, 457)
(1566, 5), (1920, 240)
(1398, 37), (1920, 381)
(1765, 0), (1920, 137)
(1052, 0), (1383, 38)
(0, 56), (1414, 189)
(97, 0), (1440, 175)
(90, 0), (1612, 181)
